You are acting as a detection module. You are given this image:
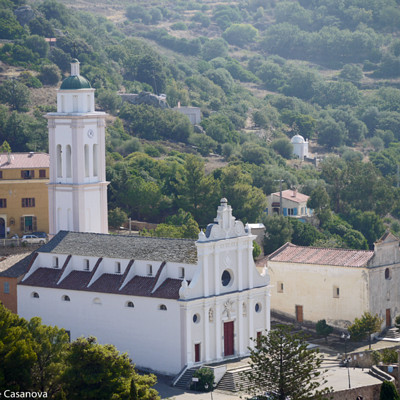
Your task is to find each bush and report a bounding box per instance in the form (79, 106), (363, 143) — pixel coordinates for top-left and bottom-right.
(171, 22), (187, 30)
(190, 367), (214, 392)
(39, 64), (61, 85)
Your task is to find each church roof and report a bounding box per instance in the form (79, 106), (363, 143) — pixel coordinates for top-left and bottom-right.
(39, 231), (198, 264)
(0, 253), (34, 278)
(266, 242), (374, 267)
(60, 75), (91, 90)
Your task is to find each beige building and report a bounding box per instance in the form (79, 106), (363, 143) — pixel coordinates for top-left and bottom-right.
(0, 153), (50, 237)
(261, 232), (400, 329)
(266, 189), (312, 219)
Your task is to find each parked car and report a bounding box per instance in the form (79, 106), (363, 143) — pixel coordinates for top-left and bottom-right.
(21, 234), (47, 245)
(32, 231), (48, 239)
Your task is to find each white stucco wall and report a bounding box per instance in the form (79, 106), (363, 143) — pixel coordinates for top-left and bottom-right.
(268, 261), (368, 328)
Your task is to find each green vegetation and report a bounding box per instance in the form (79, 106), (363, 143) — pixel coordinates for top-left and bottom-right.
(0, 303), (159, 399)
(1, 0), (400, 245)
(243, 325), (331, 400)
(348, 312), (384, 349)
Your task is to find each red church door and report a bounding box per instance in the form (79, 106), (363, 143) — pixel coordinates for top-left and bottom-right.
(224, 321), (234, 356)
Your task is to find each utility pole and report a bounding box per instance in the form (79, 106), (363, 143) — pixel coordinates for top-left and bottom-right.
(274, 179), (284, 215)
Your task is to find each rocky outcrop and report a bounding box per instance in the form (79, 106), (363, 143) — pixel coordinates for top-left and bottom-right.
(14, 5), (38, 26)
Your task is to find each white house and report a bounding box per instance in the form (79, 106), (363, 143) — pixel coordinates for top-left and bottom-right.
(291, 134), (308, 160)
(18, 199), (271, 375)
(173, 103), (201, 125)
(266, 189), (313, 219)
(262, 232), (400, 330)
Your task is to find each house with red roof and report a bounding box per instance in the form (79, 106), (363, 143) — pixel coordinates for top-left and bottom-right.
(266, 189), (313, 219)
(259, 232), (400, 330)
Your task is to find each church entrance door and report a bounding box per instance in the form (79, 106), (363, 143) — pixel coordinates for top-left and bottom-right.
(224, 321), (234, 356)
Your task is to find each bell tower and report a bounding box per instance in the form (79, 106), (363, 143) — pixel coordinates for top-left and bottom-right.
(46, 59), (108, 235)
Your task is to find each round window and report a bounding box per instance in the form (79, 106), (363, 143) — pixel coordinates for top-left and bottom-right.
(221, 270), (232, 287)
(255, 303), (262, 313)
(193, 313), (200, 323)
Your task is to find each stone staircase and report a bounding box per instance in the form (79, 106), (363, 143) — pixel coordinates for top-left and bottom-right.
(173, 367), (199, 390)
(384, 327), (400, 340)
(216, 366), (251, 392)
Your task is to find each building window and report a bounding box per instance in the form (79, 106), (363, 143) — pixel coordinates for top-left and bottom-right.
(4, 282), (10, 294)
(93, 297), (102, 305)
(277, 281), (284, 293)
(0, 199), (6, 208)
(147, 264), (153, 276)
(125, 301), (134, 308)
(57, 145), (62, 178)
(0, 171), (3, 179)
(53, 257), (59, 268)
(84, 144), (89, 177)
(84, 259), (89, 271)
(66, 145), (72, 178)
(385, 268), (391, 280)
(22, 198), (35, 207)
(21, 216), (36, 232)
(115, 262), (121, 274)
(39, 169), (46, 178)
(333, 286), (340, 298)
(62, 295), (70, 301)
(193, 313), (200, 324)
(255, 303), (262, 313)
(179, 267), (185, 279)
(32, 292), (39, 298)
(65, 330), (71, 342)
(21, 170), (34, 179)
(221, 270), (232, 287)
(159, 304), (167, 311)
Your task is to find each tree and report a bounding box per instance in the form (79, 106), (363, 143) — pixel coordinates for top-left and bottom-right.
(108, 207), (128, 229)
(316, 320), (334, 344)
(0, 80), (30, 111)
(348, 312), (384, 349)
(39, 64), (62, 86)
(380, 380), (400, 400)
(201, 38), (229, 61)
(0, 303), (36, 391)
(61, 336), (159, 400)
(243, 325), (331, 400)
(307, 184), (331, 226)
(263, 215), (293, 255)
(27, 317), (69, 396)
(222, 24), (258, 47)
(270, 138), (293, 159)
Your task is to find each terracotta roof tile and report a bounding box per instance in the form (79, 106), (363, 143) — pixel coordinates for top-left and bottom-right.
(268, 243), (374, 267)
(271, 189), (309, 203)
(0, 153), (49, 169)
(21, 267), (60, 287)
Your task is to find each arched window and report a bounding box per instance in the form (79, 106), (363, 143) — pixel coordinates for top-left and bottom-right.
(32, 292), (39, 298)
(66, 145), (72, 178)
(62, 295), (70, 302)
(93, 297), (102, 305)
(255, 303), (262, 313)
(56, 145), (62, 178)
(385, 268), (391, 280)
(125, 301), (134, 308)
(93, 144), (98, 177)
(84, 144), (89, 177)
(159, 304), (167, 311)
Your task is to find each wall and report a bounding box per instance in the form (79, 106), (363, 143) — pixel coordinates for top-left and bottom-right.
(268, 261), (367, 328)
(0, 276), (20, 313)
(18, 285), (183, 375)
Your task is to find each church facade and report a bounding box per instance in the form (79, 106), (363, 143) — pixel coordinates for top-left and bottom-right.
(18, 200), (271, 374)
(17, 60), (271, 375)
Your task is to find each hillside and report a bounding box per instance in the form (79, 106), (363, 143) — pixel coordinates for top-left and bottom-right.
(1, 0), (400, 252)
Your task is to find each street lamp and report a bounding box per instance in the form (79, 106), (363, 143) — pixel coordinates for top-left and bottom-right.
(341, 332), (351, 389)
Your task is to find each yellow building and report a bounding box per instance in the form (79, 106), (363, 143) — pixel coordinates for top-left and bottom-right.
(0, 152), (49, 238)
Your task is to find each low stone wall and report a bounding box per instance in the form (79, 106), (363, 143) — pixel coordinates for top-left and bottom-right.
(328, 383), (381, 400)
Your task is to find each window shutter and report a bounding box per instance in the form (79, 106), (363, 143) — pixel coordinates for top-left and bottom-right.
(20, 217), (24, 231)
(283, 208), (287, 216)
(33, 216), (37, 231)
(21, 170), (24, 178)
(31, 170), (35, 178)
(294, 208), (298, 216)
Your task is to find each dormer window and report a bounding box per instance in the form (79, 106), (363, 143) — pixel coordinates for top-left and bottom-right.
(115, 262), (121, 274)
(179, 267), (185, 279)
(84, 259), (89, 271)
(147, 264), (153, 276)
(53, 257), (59, 268)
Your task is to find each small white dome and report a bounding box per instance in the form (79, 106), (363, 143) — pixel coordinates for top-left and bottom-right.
(291, 134), (306, 144)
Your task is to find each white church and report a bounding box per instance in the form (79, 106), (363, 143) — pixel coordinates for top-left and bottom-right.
(17, 60), (271, 375)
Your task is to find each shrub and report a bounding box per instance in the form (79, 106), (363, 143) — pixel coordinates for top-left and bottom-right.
(190, 367), (214, 392)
